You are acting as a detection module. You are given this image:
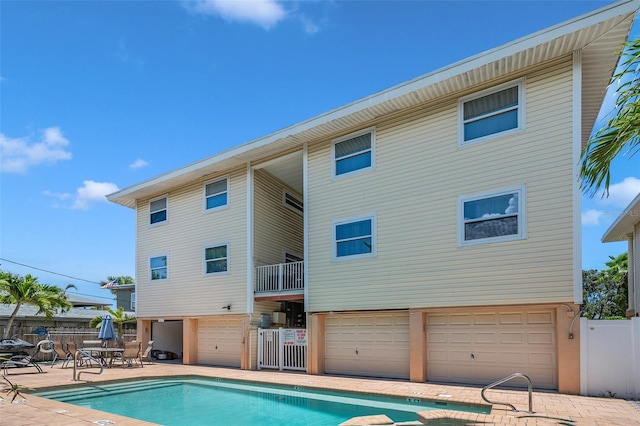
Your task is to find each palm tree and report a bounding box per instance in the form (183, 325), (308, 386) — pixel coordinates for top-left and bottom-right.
(90, 307), (136, 336)
(99, 276), (134, 293)
(0, 271), (72, 339)
(580, 38), (640, 197)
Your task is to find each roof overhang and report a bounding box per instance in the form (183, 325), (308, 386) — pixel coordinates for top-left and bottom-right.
(602, 192), (640, 242)
(108, 0), (639, 209)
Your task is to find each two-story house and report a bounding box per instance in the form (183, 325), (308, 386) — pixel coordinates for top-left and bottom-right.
(108, 0), (638, 394)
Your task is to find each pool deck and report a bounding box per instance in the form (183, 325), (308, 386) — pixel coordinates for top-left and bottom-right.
(0, 361), (638, 425)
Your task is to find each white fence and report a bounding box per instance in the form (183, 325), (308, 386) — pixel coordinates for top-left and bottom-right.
(257, 328), (307, 372)
(255, 261), (304, 293)
(580, 317), (640, 399)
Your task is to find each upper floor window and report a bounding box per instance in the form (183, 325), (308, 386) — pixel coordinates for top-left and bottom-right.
(332, 128), (375, 178)
(149, 196), (167, 225)
(283, 190), (303, 215)
(459, 80), (524, 146)
(205, 177), (228, 211)
(458, 186), (526, 246)
(150, 255), (168, 280)
(130, 292), (136, 311)
(333, 215), (376, 260)
(204, 243), (228, 274)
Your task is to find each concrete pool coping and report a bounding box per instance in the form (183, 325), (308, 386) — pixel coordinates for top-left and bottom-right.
(0, 362), (638, 425)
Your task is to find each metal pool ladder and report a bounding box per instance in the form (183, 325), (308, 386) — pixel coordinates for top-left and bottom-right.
(72, 350), (103, 381)
(481, 372), (534, 413)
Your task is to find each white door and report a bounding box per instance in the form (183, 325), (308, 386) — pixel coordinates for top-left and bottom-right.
(427, 309), (557, 389)
(197, 317), (242, 367)
(325, 313), (410, 379)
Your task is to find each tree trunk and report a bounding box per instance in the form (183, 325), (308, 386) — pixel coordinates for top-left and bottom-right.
(2, 303), (22, 339)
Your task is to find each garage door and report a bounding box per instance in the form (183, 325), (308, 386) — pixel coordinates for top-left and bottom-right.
(427, 310), (557, 389)
(325, 313), (409, 379)
(198, 317), (242, 367)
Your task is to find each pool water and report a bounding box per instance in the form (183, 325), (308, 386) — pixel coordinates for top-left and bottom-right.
(35, 376), (489, 425)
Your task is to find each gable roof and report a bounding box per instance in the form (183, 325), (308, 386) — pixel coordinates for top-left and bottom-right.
(108, 0), (639, 209)
(602, 192), (640, 242)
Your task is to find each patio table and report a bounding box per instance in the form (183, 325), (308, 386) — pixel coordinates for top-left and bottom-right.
(81, 347), (124, 367)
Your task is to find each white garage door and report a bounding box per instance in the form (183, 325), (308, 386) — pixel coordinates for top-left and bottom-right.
(325, 313), (409, 379)
(427, 310), (557, 389)
(198, 317), (242, 368)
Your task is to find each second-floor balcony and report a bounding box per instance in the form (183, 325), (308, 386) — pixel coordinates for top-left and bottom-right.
(255, 261), (304, 301)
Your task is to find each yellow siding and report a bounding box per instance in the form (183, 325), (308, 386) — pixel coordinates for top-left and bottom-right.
(136, 167), (248, 317)
(307, 60), (575, 312)
(253, 169), (304, 266)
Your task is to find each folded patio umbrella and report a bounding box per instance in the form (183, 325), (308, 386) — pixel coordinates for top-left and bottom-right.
(98, 315), (116, 347)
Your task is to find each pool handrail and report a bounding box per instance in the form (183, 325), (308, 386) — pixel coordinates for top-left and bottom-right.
(72, 349), (103, 381)
(481, 372), (534, 413)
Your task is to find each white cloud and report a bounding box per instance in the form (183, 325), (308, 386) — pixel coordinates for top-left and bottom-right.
(129, 159), (149, 169)
(42, 190), (72, 200)
(582, 209), (605, 226)
(597, 176), (640, 207)
(187, 0), (287, 29)
(72, 180), (120, 210)
(0, 127), (73, 173)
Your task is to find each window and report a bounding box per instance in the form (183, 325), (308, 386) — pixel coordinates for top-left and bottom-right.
(149, 197), (167, 225)
(204, 244), (228, 274)
(460, 80), (524, 145)
(284, 251), (303, 263)
(150, 255), (168, 280)
(130, 292), (136, 311)
(204, 177), (228, 211)
(283, 190), (303, 214)
(333, 129), (374, 177)
(333, 216), (376, 260)
(459, 187), (526, 246)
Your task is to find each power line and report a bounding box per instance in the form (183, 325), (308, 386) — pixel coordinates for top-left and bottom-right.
(0, 257), (103, 284)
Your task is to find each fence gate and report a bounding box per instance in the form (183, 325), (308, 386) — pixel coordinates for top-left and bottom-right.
(258, 328), (307, 371)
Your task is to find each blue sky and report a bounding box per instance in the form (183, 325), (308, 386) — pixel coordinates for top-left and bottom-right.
(1, 0), (639, 307)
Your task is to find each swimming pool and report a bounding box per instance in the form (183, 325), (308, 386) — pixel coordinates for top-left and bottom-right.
(34, 376), (489, 425)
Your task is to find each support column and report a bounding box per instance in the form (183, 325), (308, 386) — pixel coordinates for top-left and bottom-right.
(307, 314), (325, 375)
(557, 304), (580, 394)
(182, 318), (198, 365)
(409, 311), (427, 382)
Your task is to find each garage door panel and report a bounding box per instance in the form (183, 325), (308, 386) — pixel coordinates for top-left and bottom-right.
(197, 318), (241, 368)
(325, 313), (409, 379)
(427, 309), (557, 390)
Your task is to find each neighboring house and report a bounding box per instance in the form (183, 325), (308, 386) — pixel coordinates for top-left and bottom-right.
(0, 294), (110, 331)
(108, 1), (638, 393)
(602, 192), (640, 318)
(102, 283), (136, 312)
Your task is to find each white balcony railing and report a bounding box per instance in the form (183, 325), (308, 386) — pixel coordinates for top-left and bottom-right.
(255, 261), (304, 294)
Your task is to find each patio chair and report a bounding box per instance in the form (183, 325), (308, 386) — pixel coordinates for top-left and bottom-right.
(139, 341), (154, 365)
(116, 341), (142, 367)
(65, 341), (93, 368)
(50, 340), (72, 368)
(2, 354), (44, 376)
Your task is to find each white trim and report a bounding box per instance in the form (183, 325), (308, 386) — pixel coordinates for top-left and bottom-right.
(572, 51), (583, 304)
(332, 214), (377, 261)
(203, 241), (230, 276)
(149, 194), (168, 227)
(302, 143), (309, 313)
(203, 175), (230, 213)
(246, 164), (254, 314)
(149, 253), (168, 282)
(331, 127), (376, 179)
(458, 79), (525, 147)
(458, 186), (527, 247)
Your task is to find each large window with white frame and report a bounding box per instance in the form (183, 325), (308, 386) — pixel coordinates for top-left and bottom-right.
(332, 128), (375, 178)
(150, 255), (168, 280)
(204, 177), (228, 211)
(332, 215), (376, 260)
(458, 186), (526, 246)
(204, 243), (229, 274)
(149, 196), (167, 225)
(459, 80), (524, 145)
